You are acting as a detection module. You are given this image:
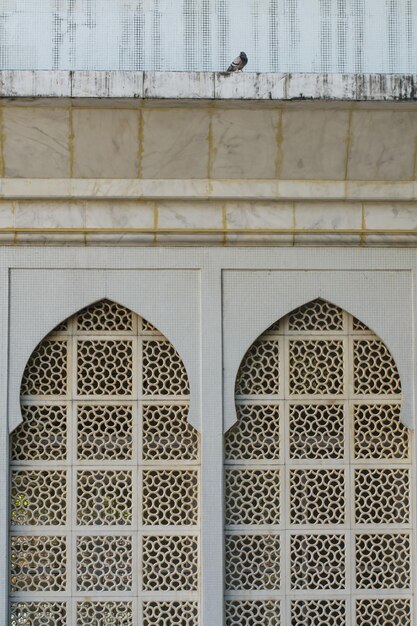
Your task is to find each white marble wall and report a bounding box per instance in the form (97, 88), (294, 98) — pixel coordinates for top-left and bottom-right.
(0, 100), (417, 245)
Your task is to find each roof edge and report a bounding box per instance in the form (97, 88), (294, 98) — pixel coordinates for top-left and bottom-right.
(0, 70), (416, 101)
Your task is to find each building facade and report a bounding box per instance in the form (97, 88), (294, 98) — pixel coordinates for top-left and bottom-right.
(0, 70), (417, 626)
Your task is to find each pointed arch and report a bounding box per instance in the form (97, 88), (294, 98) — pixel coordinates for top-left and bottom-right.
(223, 271), (413, 431)
(9, 269), (200, 432)
(10, 299), (201, 625)
(225, 297), (413, 624)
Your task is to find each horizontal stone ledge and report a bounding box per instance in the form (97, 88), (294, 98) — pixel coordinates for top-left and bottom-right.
(1, 179), (417, 202)
(1, 70), (417, 101)
(0, 227), (415, 247)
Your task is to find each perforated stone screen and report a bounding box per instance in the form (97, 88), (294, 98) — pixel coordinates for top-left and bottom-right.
(226, 300), (413, 626)
(1, 0), (416, 73)
(10, 300), (200, 626)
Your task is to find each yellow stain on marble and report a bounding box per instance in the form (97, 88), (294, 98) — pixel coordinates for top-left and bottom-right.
(0, 107), (4, 178)
(274, 108), (283, 180)
(360, 202), (366, 246)
(221, 204), (227, 245)
(153, 204), (158, 245)
(69, 106), (75, 179)
(207, 107), (214, 180)
(138, 109), (144, 179)
(344, 109), (353, 181)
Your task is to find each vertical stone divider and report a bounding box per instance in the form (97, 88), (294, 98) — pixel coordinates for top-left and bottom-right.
(0, 268), (9, 622)
(201, 267), (224, 626)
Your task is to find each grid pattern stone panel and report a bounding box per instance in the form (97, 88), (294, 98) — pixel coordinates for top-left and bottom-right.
(288, 339), (344, 395)
(354, 468), (410, 525)
(353, 404), (409, 460)
(9, 301), (200, 625)
(225, 300), (412, 626)
(76, 535), (133, 592)
(289, 469), (345, 525)
(142, 340), (190, 396)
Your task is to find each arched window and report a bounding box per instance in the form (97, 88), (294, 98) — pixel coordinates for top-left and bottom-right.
(10, 300), (200, 626)
(225, 299), (412, 626)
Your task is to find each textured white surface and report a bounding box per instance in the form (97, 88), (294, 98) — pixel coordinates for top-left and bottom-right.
(1, 0), (416, 74)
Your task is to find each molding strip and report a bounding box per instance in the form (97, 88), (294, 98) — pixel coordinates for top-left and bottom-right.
(1, 179), (417, 201)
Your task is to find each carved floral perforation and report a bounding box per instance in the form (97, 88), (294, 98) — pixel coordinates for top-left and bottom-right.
(142, 470), (199, 526)
(142, 535), (199, 591)
(10, 602), (67, 626)
(76, 535), (133, 591)
(225, 534), (281, 591)
(77, 339), (133, 396)
(235, 340), (280, 396)
(143, 601), (199, 626)
(10, 535), (67, 592)
(288, 299), (344, 331)
(12, 404), (67, 461)
(77, 601), (133, 626)
(290, 600), (346, 626)
(21, 340), (68, 396)
(289, 339), (344, 395)
(11, 470), (67, 526)
(225, 600), (281, 626)
(76, 470), (133, 526)
(225, 403), (280, 461)
(356, 598), (411, 626)
(76, 300), (134, 333)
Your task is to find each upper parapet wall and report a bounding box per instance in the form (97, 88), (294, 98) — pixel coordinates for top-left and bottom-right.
(1, 71), (417, 101)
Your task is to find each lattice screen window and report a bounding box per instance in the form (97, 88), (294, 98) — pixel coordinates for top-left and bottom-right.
(226, 299), (413, 626)
(10, 300), (200, 626)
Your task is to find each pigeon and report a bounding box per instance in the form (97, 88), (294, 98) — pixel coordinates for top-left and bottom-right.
(227, 51), (248, 72)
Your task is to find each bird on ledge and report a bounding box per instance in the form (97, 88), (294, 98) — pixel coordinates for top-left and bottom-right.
(227, 51), (248, 72)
